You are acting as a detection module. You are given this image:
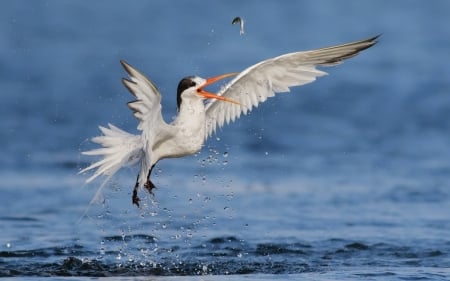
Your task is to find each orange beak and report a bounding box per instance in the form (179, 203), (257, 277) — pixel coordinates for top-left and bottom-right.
(197, 72), (240, 105)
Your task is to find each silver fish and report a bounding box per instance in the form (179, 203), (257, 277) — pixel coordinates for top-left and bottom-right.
(232, 16), (245, 35)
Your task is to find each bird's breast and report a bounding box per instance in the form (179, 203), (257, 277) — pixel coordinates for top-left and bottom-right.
(160, 106), (207, 158)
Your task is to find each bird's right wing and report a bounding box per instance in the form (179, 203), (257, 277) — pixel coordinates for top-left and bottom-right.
(121, 60), (169, 143)
(204, 35), (379, 138)
(121, 61), (172, 187)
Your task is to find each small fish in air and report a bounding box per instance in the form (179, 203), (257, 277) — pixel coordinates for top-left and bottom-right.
(232, 16), (245, 35)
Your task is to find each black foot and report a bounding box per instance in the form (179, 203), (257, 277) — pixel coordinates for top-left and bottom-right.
(132, 166), (157, 207)
(132, 177), (156, 208)
(144, 179), (156, 196)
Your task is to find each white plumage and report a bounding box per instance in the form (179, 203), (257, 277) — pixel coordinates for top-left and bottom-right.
(80, 35), (379, 206)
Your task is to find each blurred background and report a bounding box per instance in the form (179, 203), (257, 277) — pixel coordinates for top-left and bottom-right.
(0, 0), (449, 278)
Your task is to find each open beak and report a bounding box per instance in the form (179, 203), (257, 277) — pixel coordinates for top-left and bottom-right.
(197, 72), (240, 105)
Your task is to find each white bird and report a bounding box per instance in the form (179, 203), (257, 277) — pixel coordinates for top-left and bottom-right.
(80, 35), (379, 206)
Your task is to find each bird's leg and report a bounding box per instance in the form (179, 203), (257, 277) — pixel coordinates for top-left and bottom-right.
(132, 174), (141, 207)
(132, 166), (156, 207)
(144, 165), (156, 195)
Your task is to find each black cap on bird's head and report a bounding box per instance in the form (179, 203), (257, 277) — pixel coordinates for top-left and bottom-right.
(176, 73), (240, 111)
(177, 76), (196, 111)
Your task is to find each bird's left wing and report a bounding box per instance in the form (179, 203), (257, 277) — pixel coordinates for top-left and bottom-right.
(204, 35), (379, 138)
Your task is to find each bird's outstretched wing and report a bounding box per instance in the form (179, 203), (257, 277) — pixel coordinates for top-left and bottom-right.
(204, 35), (379, 137)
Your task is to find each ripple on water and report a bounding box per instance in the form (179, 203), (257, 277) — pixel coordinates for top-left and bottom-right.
(1, 237), (448, 277)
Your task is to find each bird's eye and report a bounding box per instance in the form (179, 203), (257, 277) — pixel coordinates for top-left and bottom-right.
(190, 81), (196, 87)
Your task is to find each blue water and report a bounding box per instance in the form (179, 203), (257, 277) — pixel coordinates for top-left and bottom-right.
(1, 1), (450, 280)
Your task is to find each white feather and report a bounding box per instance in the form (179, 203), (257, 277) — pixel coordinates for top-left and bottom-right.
(80, 35), (379, 207)
(205, 35), (379, 137)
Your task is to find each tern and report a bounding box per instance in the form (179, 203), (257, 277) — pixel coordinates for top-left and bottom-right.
(80, 35), (379, 206)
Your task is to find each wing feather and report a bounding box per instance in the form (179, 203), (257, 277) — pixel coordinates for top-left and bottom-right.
(205, 35), (379, 137)
(120, 60), (167, 133)
(120, 61), (171, 186)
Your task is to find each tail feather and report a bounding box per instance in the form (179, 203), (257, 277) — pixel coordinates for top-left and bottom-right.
(78, 124), (145, 222)
(79, 123), (143, 183)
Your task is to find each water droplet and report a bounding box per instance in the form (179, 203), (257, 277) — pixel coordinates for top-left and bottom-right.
(237, 253), (242, 258)
(222, 160), (228, 166)
(162, 224), (167, 229)
(265, 151), (269, 156)
(223, 151), (228, 158)
(5, 243), (11, 248)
